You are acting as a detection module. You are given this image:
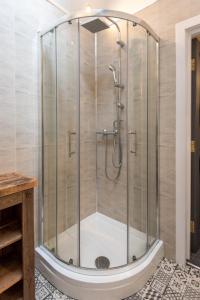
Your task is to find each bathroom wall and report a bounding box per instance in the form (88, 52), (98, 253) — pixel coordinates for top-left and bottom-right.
(0, 0), (63, 244)
(136, 0), (200, 259)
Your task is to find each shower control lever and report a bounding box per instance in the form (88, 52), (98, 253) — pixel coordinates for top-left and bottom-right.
(128, 131), (137, 155)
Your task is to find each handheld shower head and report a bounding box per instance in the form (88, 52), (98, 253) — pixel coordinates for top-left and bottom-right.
(108, 64), (116, 72)
(108, 64), (118, 85)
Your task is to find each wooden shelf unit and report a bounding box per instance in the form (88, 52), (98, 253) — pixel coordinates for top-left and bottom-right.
(0, 173), (37, 300)
(0, 222), (22, 250)
(1, 282), (23, 300)
(0, 256), (22, 294)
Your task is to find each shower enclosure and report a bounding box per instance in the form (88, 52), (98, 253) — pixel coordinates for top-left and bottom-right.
(40, 9), (159, 273)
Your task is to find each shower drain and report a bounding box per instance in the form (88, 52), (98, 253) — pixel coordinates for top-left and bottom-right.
(95, 256), (110, 269)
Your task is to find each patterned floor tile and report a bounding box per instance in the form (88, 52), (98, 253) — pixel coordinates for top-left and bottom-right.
(35, 280), (43, 291)
(190, 267), (200, 278)
(176, 264), (191, 274)
(163, 286), (183, 299)
(159, 258), (177, 275)
(183, 285), (200, 299)
(124, 295), (143, 300)
(36, 286), (51, 300)
(140, 286), (162, 299)
(187, 277), (200, 292)
(45, 281), (56, 294)
(36, 258), (200, 300)
(151, 278), (166, 295)
(153, 268), (171, 286)
(44, 295), (54, 300)
(168, 278), (186, 295)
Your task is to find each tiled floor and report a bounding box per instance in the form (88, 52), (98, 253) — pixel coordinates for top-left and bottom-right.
(35, 258), (200, 300)
(35, 269), (75, 300)
(126, 258), (200, 299)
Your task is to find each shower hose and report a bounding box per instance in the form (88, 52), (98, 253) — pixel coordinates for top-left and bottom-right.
(104, 133), (122, 181)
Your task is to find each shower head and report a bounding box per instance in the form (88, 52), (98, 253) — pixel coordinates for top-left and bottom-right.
(81, 18), (110, 33)
(108, 64), (118, 85)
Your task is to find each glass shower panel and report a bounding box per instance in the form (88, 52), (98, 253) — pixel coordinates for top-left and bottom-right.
(56, 21), (80, 266)
(79, 21), (97, 268)
(128, 23), (148, 262)
(42, 30), (57, 253)
(147, 35), (159, 246)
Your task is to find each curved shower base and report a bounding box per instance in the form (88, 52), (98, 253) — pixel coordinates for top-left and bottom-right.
(36, 241), (163, 300)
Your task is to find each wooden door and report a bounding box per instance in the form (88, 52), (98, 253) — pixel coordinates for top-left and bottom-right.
(191, 38), (200, 253)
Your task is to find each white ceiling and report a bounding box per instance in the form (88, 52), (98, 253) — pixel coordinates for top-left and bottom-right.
(53, 0), (159, 15)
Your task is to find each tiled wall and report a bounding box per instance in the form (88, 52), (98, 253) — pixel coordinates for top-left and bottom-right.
(0, 0), (63, 244)
(96, 20), (128, 224)
(96, 20), (158, 241)
(43, 22), (97, 246)
(80, 26), (97, 221)
(136, 0), (200, 259)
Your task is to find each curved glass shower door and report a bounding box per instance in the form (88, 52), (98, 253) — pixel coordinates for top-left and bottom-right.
(56, 20), (80, 266)
(42, 29), (57, 253)
(128, 23), (148, 262)
(41, 12), (159, 270)
(42, 20), (80, 266)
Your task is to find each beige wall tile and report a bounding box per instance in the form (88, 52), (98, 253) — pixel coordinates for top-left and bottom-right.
(0, 148), (15, 173)
(0, 0), (63, 246)
(136, 0), (200, 259)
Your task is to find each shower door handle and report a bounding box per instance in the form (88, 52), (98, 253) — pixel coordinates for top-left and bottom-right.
(68, 131), (76, 158)
(128, 131), (136, 155)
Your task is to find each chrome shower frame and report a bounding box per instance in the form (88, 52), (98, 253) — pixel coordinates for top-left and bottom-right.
(40, 9), (159, 41)
(38, 8), (160, 273)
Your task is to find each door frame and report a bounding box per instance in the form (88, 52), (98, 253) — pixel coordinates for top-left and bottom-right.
(176, 15), (200, 265)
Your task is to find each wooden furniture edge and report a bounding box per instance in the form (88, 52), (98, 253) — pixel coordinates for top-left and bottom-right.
(0, 173), (37, 197)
